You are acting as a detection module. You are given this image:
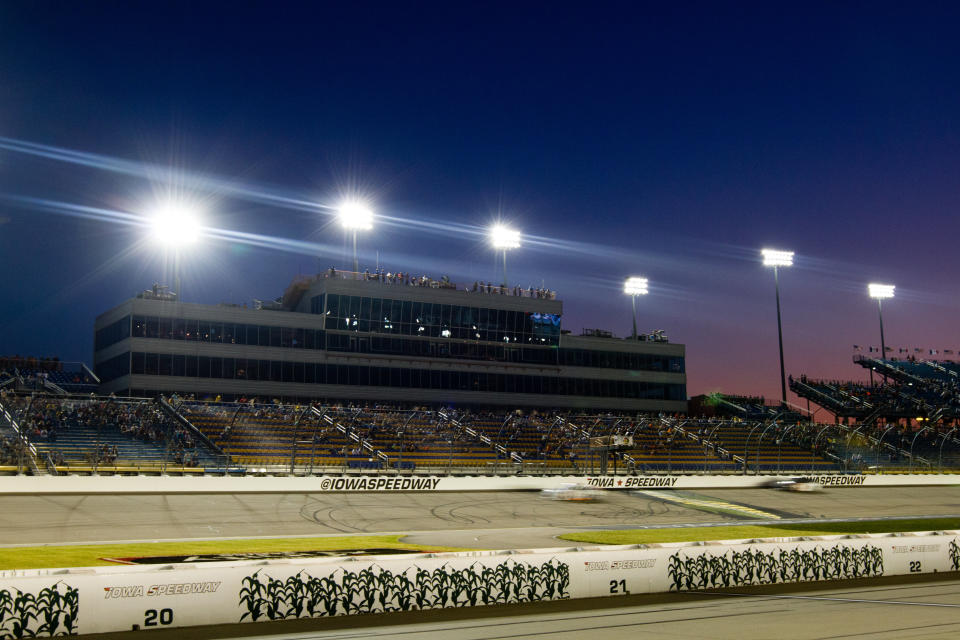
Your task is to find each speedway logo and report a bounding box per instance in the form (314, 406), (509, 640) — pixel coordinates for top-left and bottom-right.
(584, 559), (656, 571)
(103, 582), (221, 599)
(811, 475), (866, 486)
(319, 477), (442, 491)
(585, 476), (679, 488)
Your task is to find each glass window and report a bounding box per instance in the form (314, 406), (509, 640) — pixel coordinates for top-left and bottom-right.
(209, 357), (223, 379)
(185, 355), (198, 377)
(198, 322), (210, 342)
(145, 317), (159, 339)
(269, 327), (281, 348)
(170, 318), (185, 341)
(158, 317), (172, 340)
(327, 294), (341, 318)
(157, 353), (171, 376)
(132, 316), (147, 338)
(145, 353), (158, 375)
(181, 319), (197, 341)
(131, 352), (145, 374)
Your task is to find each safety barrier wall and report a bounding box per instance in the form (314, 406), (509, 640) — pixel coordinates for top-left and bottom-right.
(1, 530), (958, 637)
(0, 472), (958, 495)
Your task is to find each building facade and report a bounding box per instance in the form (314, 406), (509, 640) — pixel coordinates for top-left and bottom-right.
(93, 273), (687, 411)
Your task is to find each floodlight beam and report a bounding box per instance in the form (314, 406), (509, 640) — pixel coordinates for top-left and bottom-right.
(868, 283), (895, 375)
(338, 200), (374, 273)
(624, 277), (649, 339)
(490, 225), (521, 286)
(149, 203), (203, 301)
(759, 248), (793, 404)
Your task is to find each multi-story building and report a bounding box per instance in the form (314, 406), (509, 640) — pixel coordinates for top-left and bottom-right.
(93, 272), (686, 411)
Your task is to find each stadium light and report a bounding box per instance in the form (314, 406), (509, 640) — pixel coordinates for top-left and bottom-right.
(868, 283), (895, 374)
(490, 224), (521, 286)
(761, 248), (794, 267)
(338, 200), (374, 273)
(624, 277), (649, 340)
(761, 248), (793, 404)
(149, 202), (203, 301)
(868, 283), (895, 300)
(150, 203), (202, 246)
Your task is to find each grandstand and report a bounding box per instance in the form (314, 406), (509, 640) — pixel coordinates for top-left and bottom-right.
(0, 391), (224, 475)
(789, 355), (960, 470)
(0, 386), (860, 475)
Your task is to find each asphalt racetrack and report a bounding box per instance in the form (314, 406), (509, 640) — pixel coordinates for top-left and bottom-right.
(1, 486), (958, 548)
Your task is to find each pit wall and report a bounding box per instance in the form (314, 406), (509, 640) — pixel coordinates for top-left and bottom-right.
(2, 530), (958, 637)
(0, 473), (957, 495)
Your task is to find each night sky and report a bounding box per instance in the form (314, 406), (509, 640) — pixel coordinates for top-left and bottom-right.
(1, 2), (959, 402)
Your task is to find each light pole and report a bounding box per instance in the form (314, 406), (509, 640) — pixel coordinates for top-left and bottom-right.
(490, 225), (520, 287)
(868, 283), (895, 377)
(150, 203), (202, 301)
(338, 200), (374, 274)
(623, 277), (649, 340)
(762, 248), (794, 405)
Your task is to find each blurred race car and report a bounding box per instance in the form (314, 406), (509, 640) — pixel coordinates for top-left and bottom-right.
(541, 483), (604, 502)
(765, 477), (823, 492)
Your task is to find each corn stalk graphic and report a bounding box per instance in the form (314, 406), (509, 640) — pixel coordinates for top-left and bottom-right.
(949, 539), (960, 571)
(0, 582), (78, 639)
(668, 544), (883, 591)
(238, 558), (569, 621)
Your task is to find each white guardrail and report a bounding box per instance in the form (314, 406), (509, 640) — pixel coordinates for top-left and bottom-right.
(0, 473), (959, 495)
(2, 530), (959, 636)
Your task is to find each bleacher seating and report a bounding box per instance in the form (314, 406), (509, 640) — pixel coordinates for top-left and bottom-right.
(0, 393), (221, 473)
(0, 386), (938, 475)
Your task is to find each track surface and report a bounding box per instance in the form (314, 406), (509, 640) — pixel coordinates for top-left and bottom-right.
(0, 486), (957, 548)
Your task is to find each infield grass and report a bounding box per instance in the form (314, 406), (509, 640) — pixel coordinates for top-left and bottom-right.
(558, 517), (960, 546)
(0, 535), (467, 570)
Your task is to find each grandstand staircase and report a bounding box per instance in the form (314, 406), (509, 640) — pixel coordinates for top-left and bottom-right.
(0, 398), (45, 474)
(437, 410), (523, 463)
(158, 397), (226, 462)
(313, 406), (390, 467)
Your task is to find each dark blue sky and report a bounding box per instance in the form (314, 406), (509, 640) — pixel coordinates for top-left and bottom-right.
(2, 2), (959, 400)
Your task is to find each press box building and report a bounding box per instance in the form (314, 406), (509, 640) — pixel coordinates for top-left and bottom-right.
(93, 272), (687, 411)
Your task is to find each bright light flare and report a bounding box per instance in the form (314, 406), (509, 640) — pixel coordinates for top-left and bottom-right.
(761, 248), (794, 267)
(490, 224), (521, 249)
(338, 200), (374, 230)
(624, 276), (649, 296)
(868, 283), (895, 299)
(150, 203), (202, 246)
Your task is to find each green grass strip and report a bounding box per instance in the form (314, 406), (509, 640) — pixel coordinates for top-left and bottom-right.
(0, 535), (467, 570)
(558, 517), (960, 546)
